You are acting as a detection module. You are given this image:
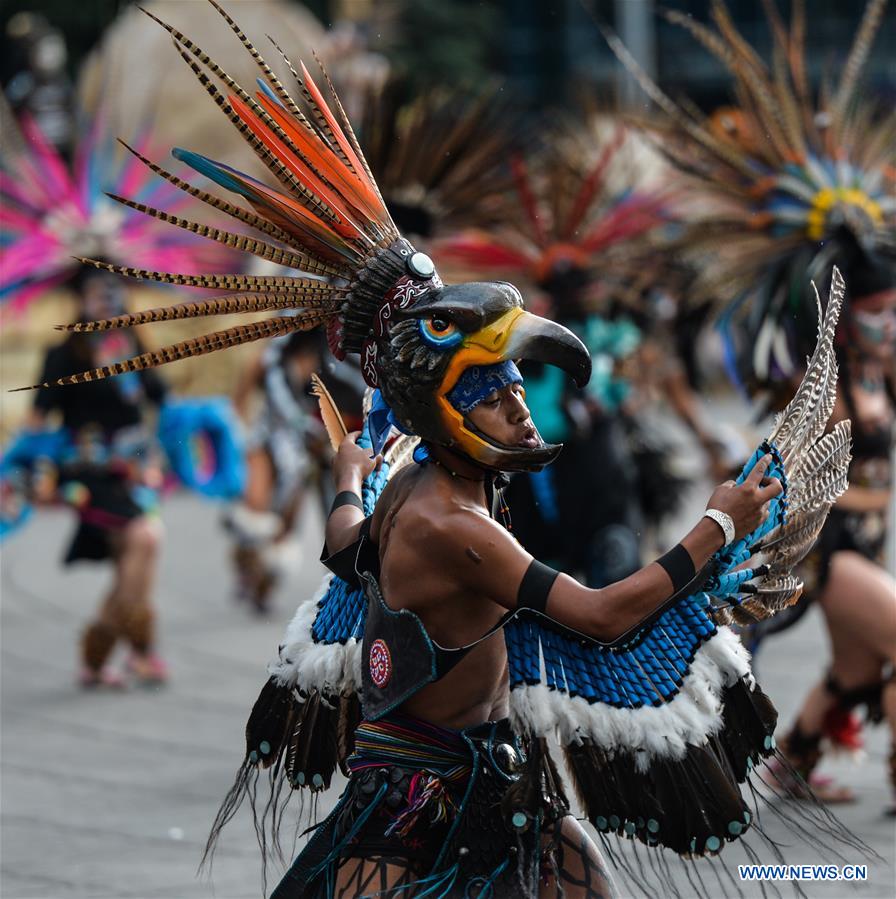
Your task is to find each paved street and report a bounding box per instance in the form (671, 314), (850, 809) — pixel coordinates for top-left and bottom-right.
(2, 437), (895, 898)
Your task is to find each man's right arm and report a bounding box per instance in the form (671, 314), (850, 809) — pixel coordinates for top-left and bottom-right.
(324, 433), (382, 555)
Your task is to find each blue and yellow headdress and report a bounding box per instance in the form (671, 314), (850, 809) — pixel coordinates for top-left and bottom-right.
(607, 0), (895, 388)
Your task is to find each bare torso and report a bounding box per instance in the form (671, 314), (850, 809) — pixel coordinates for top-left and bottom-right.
(370, 464), (511, 729)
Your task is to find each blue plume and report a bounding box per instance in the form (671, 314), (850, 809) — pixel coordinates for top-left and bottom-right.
(256, 78), (285, 107)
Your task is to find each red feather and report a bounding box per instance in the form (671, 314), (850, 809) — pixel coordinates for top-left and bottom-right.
(510, 155), (547, 248)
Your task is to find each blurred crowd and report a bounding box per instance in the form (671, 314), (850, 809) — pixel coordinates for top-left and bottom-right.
(1, 0), (893, 834)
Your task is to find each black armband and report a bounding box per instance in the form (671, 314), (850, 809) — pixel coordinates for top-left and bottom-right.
(517, 559), (560, 614)
(655, 543), (696, 594)
(321, 516), (375, 587)
(330, 490), (363, 516)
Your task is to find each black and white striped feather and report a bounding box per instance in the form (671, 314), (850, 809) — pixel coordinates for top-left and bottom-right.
(731, 267), (851, 621)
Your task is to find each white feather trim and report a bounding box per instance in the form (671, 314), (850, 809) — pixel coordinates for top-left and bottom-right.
(267, 573), (363, 695)
(509, 625), (754, 772)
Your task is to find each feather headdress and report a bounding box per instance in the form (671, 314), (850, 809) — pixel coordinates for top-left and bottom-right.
(19, 0), (592, 477)
(0, 96), (235, 312)
(438, 118), (671, 311)
(17, 0), (403, 385)
(356, 78), (519, 239)
(605, 0), (895, 386)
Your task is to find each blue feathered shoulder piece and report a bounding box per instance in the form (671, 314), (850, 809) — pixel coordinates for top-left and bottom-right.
(504, 269), (851, 858)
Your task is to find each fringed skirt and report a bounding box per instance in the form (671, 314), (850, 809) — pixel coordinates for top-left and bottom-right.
(271, 713), (566, 898)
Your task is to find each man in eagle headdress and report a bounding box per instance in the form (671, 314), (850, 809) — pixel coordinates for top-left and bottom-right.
(26, 2), (860, 894)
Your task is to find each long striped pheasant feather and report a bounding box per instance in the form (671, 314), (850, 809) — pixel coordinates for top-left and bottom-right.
(19, 0), (408, 391)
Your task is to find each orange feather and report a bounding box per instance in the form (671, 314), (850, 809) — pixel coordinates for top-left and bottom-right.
(299, 63), (388, 217)
(257, 92), (384, 224)
(229, 94), (363, 241)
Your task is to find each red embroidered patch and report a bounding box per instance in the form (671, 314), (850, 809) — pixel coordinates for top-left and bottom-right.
(369, 638), (392, 688)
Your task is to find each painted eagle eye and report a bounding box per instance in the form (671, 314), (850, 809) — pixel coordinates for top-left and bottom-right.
(419, 316), (463, 347)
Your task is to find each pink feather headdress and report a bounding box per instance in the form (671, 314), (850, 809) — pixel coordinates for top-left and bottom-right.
(1, 105), (236, 311)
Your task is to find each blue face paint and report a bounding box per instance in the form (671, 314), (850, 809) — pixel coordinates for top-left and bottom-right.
(446, 361), (523, 415)
(371, 363), (524, 466)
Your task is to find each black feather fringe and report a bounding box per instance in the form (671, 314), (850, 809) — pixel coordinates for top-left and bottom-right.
(556, 673), (875, 895)
(202, 677), (359, 890)
(561, 676), (778, 857)
(285, 690), (341, 791)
